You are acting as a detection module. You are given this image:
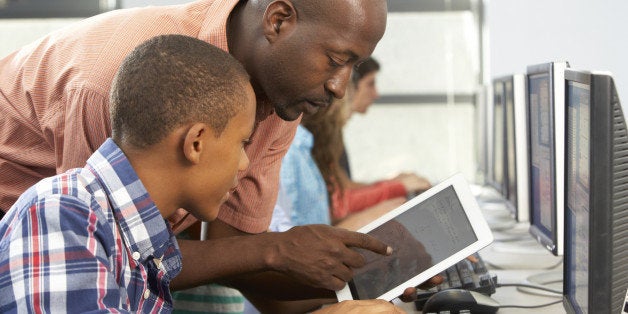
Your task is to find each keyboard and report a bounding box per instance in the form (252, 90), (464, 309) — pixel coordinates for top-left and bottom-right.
(414, 252), (498, 311)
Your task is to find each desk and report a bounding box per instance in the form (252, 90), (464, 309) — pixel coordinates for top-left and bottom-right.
(396, 218), (567, 313)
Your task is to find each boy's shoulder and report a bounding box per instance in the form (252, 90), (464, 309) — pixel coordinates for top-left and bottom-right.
(1, 168), (112, 239)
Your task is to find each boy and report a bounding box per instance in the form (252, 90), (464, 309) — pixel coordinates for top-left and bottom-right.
(0, 34), (255, 312)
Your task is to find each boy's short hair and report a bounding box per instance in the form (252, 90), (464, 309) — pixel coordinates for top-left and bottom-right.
(110, 34), (250, 148)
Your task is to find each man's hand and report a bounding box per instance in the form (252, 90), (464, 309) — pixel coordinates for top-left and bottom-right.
(313, 300), (407, 314)
(266, 224), (392, 291)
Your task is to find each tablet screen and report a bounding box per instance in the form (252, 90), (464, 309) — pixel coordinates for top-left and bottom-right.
(348, 186), (478, 300)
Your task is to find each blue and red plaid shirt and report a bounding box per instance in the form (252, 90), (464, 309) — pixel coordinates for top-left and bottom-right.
(0, 138), (182, 313)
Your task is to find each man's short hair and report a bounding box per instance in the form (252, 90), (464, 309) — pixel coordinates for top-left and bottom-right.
(110, 34), (250, 148)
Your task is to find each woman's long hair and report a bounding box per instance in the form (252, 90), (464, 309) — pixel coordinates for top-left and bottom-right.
(301, 96), (351, 210)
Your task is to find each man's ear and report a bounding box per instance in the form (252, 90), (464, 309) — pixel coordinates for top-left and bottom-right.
(262, 0), (297, 43)
(182, 123), (211, 165)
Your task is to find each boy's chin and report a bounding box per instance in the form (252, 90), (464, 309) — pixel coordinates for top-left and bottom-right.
(191, 207), (220, 223)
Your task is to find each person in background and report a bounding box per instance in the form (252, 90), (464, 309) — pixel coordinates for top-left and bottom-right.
(335, 57), (432, 222)
(339, 57), (383, 179)
(269, 97), (411, 232)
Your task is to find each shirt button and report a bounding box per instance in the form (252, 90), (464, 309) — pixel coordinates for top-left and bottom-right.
(132, 252), (140, 260)
(143, 289), (150, 299)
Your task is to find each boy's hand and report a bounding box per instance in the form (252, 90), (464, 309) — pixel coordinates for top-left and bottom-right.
(313, 300), (407, 314)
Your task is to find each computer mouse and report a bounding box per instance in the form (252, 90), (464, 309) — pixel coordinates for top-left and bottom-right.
(422, 289), (500, 314)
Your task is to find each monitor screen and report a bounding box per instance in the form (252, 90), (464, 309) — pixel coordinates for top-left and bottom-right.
(528, 71), (555, 240)
(564, 79), (591, 312)
(491, 80), (506, 194)
(504, 78), (518, 208)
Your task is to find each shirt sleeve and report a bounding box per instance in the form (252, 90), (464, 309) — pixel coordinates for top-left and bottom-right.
(331, 179), (407, 220)
(0, 195), (130, 313)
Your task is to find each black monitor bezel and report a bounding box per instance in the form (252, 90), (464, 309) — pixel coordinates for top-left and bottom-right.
(526, 62), (561, 255)
(563, 69), (617, 313)
(489, 77), (509, 196)
(503, 76), (519, 212)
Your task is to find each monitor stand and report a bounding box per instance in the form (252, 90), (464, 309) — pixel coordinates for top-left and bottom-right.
(491, 238), (549, 255)
(478, 200), (516, 231)
(470, 184), (504, 203)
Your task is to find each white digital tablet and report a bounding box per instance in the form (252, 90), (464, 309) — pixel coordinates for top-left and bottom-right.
(336, 173), (493, 302)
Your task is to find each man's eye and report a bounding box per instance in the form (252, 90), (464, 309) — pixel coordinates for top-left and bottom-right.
(328, 56), (347, 67)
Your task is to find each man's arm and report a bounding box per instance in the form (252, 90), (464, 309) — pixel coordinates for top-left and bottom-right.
(171, 219), (391, 300)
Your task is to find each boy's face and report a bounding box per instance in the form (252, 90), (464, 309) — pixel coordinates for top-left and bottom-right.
(188, 84), (256, 222)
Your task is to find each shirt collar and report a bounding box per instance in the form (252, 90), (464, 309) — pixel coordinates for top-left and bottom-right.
(86, 138), (173, 263)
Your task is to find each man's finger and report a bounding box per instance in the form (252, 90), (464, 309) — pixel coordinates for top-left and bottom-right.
(338, 229), (391, 256)
(327, 276), (349, 291)
(341, 249), (367, 269)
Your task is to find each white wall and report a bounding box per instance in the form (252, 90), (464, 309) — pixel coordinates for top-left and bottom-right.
(345, 11), (481, 184)
(0, 19), (81, 58)
(487, 0), (628, 103)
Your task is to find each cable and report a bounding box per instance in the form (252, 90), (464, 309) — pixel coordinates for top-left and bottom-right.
(483, 255), (563, 271)
(496, 283), (562, 295)
(544, 258), (564, 270)
(499, 299), (563, 309)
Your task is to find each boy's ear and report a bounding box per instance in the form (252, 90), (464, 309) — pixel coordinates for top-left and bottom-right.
(263, 0), (297, 43)
(182, 123), (211, 165)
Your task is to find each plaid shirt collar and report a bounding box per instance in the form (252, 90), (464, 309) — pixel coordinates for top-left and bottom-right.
(86, 138), (177, 267)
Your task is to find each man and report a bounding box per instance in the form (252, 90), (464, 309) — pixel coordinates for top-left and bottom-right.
(0, 0), (429, 310)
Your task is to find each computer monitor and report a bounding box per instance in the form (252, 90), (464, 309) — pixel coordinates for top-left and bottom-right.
(527, 61), (568, 256)
(475, 86), (490, 183)
(489, 79), (507, 196)
(501, 74), (530, 222)
(563, 69), (628, 313)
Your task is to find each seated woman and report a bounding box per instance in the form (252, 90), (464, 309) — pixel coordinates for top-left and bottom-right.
(271, 95), (429, 231)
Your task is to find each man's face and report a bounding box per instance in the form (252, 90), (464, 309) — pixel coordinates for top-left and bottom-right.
(255, 1), (387, 121)
(351, 71), (380, 114)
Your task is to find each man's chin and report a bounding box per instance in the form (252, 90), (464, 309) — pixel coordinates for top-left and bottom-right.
(274, 107), (303, 121)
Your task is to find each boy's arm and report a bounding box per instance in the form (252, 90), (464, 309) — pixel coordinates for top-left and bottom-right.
(0, 196), (132, 313)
